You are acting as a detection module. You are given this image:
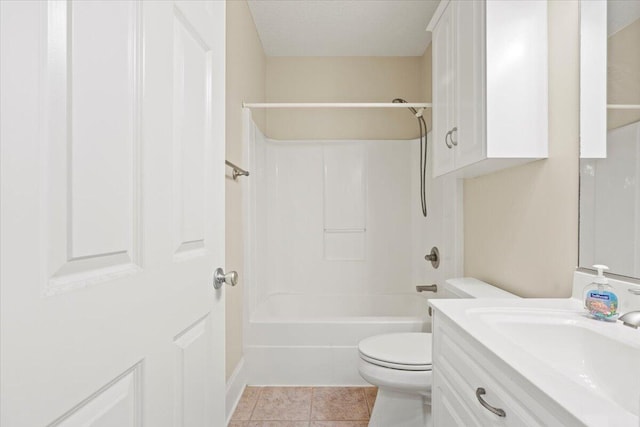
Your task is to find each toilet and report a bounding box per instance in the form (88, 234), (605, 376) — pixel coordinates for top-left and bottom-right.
(359, 332), (433, 427)
(358, 278), (518, 427)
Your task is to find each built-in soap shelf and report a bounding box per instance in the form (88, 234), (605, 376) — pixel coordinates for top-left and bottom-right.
(322, 143), (367, 261)
(324, 228), (366, 233)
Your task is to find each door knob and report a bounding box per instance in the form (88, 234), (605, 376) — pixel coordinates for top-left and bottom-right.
(213, 268), (238, 289)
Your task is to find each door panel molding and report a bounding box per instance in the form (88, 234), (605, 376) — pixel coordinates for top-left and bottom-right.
(171, 5), (213, 262)
(50, 361), (143, 427)
(173, 315), (212, 427)
(42, 0), (143, 296)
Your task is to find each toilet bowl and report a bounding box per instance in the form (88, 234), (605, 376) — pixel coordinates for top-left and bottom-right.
(358, 332), (433, 427)
(358, 278), (519, 427)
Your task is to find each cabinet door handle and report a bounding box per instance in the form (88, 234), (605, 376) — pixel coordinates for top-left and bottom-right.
(475, 388), (506, 418)
(450, 127), (458, 146)
(445, 131), (453, 148)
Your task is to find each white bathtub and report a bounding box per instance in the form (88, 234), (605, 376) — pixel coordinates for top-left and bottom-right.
(252, 293), (431, 320)
(245, 293), (436, 386)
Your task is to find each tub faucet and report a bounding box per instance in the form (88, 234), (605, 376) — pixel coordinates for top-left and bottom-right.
(416, 284), (437, 293)
(619, 311), (640, 329)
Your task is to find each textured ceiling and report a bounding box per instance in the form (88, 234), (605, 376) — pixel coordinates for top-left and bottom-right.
(608, 0), (640, 36)
(247, 0), (441, 57)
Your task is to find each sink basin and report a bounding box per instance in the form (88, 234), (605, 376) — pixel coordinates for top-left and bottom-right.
(468, 308), (640, 417)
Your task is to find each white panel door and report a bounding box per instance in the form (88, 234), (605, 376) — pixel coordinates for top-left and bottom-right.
(0, 1), (226, 426)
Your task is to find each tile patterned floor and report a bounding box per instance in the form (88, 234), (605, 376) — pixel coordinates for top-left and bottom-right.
(229, 386), (377, 427)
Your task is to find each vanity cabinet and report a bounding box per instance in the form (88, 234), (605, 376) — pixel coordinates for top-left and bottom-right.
(431, 311), (583, 427)
(427, 0), (549, 178)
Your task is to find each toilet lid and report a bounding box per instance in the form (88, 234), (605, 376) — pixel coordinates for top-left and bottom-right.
(358, 332), (432, 371)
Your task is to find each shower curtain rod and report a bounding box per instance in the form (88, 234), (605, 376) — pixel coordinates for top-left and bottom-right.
(243, 102), (432, 109)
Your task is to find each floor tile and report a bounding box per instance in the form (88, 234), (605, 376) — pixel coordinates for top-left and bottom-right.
(232, 387), (262, 421)
(310, 422), (369, 427)
(248, 422), (309, 427)
(363, 387), (377, 414)
(228, 422), (249, 427)
(251, 387), (313, 421)
(310, 387), (369, 421)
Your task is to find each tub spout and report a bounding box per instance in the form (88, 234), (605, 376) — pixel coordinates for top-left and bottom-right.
(416, 284), (437, 293)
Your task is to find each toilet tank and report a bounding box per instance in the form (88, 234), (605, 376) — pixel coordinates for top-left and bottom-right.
(440, 278), (519, 299)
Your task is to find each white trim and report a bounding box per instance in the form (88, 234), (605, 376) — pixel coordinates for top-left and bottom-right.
(580, 0), (607, 158)
(245, 345), (370, 386)
(241, 107), (255, 361)
(242, 102), (431, 109)
(225, 357), (247, 426)
(426, 0), (451, 32)
(453, 177), (464, 279)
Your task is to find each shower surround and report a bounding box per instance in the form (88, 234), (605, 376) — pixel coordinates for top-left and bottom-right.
(241, 109), (461, 385)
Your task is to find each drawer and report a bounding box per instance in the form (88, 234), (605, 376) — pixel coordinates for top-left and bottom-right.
(433, 367), (482, 427)
(434, 318), (568, 426)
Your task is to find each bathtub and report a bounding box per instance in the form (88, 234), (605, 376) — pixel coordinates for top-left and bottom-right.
(245, 293), (439, 386)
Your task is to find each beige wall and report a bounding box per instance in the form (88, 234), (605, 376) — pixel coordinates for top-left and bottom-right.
(608, 18), (640, 130)
(225, 0), (265, 380)
(265, 56), (428, 140)
(464, 1), (580, 298)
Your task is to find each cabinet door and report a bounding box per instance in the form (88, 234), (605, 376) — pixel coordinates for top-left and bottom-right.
(431, 2), (456, 177)
(454, 0), (486, 169)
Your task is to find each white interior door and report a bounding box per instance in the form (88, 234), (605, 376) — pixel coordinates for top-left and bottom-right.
(0, 1), (226, 425)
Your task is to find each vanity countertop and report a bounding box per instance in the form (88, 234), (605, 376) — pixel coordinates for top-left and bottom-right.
(430, 297), (640, 427)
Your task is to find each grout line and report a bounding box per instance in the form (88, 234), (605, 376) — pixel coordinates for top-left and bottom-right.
(309, 386), (315, 421)
(365, 387), (372, 416)
(360, 387), (369, 418)
(248, 386), (262, 421)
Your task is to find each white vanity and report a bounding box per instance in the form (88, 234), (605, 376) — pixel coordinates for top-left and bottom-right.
(430, 273), (640, 426)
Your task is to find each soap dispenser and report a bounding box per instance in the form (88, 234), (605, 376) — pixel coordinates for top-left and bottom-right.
(584, 265), (618, 321)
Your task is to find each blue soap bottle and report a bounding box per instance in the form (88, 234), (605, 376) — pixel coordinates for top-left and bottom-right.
(583, 265), (619, 321)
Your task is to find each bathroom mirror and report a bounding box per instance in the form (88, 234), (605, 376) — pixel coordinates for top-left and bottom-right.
(579, 1), (640, 279)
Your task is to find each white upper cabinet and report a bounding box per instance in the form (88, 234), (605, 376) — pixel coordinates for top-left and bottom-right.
(428, 0), (548, 178)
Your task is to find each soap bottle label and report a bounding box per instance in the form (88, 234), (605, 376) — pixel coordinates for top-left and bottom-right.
(585, 290), (618, 320)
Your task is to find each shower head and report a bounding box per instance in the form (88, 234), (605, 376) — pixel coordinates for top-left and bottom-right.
(393, 97), (429, 218)
(392, 98), (418, 115)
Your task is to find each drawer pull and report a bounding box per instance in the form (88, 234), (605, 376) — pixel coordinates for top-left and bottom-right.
(476, 387), (506, 418)
(445, 131), (453, 148)
(450, 127), (458, 146)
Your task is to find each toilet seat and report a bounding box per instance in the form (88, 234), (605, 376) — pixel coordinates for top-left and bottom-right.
(358, 332), (432, 371)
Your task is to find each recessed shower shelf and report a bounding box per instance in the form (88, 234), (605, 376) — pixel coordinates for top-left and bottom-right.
(242, 102), (432, 109)
(324, 228), (367, 233)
